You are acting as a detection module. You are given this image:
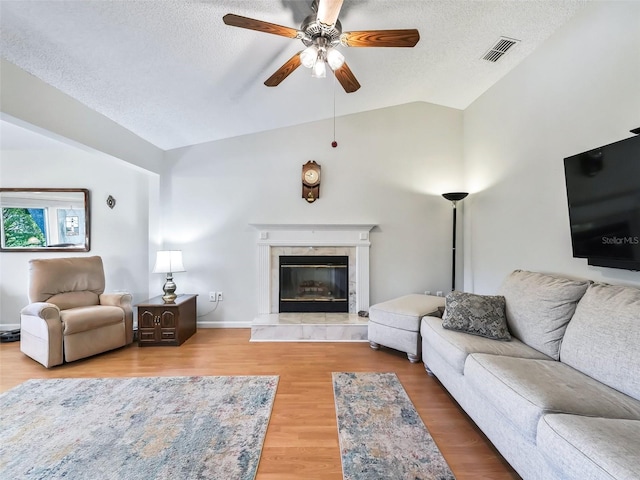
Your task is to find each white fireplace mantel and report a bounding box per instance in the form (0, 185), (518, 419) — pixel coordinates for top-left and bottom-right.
(250, 223), (376, 245)
(250, 224), (376, 314)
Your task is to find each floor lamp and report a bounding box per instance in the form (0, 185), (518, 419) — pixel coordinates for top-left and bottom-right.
(442, 192), (468, 292)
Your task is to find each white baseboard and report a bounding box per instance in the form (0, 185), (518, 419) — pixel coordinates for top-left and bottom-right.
(2, 322), (250, 331)
(196, 321), (252, 329)
(0, 324), (20, 331)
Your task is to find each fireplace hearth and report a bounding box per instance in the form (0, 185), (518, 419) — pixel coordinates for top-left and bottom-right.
(279, 255), (349, 313)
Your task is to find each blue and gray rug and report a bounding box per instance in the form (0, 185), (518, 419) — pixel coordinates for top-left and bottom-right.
(333, 372), (455, 480)
(0, 375), (278, 479)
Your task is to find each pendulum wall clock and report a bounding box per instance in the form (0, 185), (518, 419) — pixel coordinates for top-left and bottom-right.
(302, 161), (321, 203)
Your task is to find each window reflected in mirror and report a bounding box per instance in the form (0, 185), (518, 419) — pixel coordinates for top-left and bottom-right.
(0, 188), (90, 252)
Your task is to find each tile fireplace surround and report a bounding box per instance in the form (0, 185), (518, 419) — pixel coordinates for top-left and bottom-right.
(250, 224), (375, 341)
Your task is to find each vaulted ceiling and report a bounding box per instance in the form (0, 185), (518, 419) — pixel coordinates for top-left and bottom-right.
(0, 0), (586, 150)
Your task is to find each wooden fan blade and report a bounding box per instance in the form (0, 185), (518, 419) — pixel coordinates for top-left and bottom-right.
(317, 0), (344, 26)
(332, 62), (361, 93)
(223, 14), (300, 38)
(342, 29), (420, 47)
(264, 52), (303, 87)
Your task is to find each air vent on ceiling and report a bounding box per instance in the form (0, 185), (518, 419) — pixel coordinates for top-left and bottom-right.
(482, 37), (519, 62)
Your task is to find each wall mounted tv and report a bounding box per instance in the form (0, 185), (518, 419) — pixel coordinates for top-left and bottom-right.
(563, 132), (640, 271)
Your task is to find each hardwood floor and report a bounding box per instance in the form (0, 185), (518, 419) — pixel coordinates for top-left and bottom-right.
(0, 329), (520, 480)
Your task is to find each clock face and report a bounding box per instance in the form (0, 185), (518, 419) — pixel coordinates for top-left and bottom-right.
(304, 169), (319, 185)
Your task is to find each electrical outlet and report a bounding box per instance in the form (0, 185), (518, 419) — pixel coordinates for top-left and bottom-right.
(436, 291), (443, 297)
(216, 292), (223, 302)
(209, 292), (217, 302)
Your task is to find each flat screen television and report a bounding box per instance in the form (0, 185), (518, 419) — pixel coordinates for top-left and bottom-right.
(563, 133), (640, 271)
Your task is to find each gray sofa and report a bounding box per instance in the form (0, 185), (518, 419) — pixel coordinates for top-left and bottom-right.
(421, 270), (640, 480)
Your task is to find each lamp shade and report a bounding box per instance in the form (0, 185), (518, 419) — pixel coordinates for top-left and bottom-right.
(152, 250), (185, 274)
(442, 192), (469, 202)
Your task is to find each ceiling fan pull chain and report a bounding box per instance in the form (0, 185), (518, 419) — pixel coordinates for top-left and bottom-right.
(332, 75), (338, 148)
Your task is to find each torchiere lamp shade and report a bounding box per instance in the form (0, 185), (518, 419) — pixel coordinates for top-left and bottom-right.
(442, 192), (469, 202)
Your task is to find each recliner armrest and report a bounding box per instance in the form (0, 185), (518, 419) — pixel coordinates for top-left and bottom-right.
(20, 302), (61, 320)
(99, 292), (133, 308)
(99, 292), (134, 344)
(20, 302), (63, 368)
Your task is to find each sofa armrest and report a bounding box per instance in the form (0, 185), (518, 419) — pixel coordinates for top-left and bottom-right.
(20, 302), (63, 368)
(100, 292), (134, 344)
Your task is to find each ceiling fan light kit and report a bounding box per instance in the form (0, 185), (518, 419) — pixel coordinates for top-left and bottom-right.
(223, 0), (419, 93)
(301, 40), (345, 79)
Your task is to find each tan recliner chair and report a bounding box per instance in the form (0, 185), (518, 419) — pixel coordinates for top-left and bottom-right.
(20, 256), (133, 368)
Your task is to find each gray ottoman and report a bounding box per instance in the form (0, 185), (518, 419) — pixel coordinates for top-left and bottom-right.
(368, 294), (445, 363)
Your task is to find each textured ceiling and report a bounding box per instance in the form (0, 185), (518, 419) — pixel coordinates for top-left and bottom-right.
(0, 0), (586, 151)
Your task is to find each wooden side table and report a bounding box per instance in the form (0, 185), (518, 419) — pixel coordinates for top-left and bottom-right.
(136, 294), (197, 346)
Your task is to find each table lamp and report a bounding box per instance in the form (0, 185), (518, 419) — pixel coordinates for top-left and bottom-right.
(152, 250), (186, 302)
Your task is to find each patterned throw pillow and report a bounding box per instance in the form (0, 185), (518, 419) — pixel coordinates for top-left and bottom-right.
(442, 291), (511, 340)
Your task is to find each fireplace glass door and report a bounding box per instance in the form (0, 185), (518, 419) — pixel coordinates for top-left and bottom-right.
(279, 255), (349, 313)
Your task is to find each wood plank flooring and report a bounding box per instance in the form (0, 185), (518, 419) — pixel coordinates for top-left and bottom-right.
(0, 329), (520, 480)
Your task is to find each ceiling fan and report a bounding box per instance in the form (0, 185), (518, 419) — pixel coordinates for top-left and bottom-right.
(223, 0), (420, 93)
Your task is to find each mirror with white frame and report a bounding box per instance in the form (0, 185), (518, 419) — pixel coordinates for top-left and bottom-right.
(0, 188), (90, 252)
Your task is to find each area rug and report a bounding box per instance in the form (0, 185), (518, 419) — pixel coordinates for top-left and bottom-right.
(333, 372), (455, 480)
(0, 375), (278, 479)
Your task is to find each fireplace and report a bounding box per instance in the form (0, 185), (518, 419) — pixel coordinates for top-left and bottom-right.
(279, 255), (349, 313)
(251, 223), (375, 316)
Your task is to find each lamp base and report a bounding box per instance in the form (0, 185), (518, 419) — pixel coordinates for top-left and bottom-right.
(162, 293), (177, 303)
(162, 274), (178, 303)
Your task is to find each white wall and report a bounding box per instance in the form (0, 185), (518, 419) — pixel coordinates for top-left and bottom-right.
(163, 102), (464, 326)
(0, 144), (157, 328)
(463, 1), (640, 293)
(0, 60), (163, 174)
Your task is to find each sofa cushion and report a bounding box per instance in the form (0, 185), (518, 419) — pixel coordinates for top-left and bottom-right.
(538, 414), (640, 480)
(421, 316), (550, 374)
(369, 294), (445, 332)
(442, 291), (510, 340)
(464, 354), (640, 443)
(498, 270), (590, 359)
(561, 282), (640, 400)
